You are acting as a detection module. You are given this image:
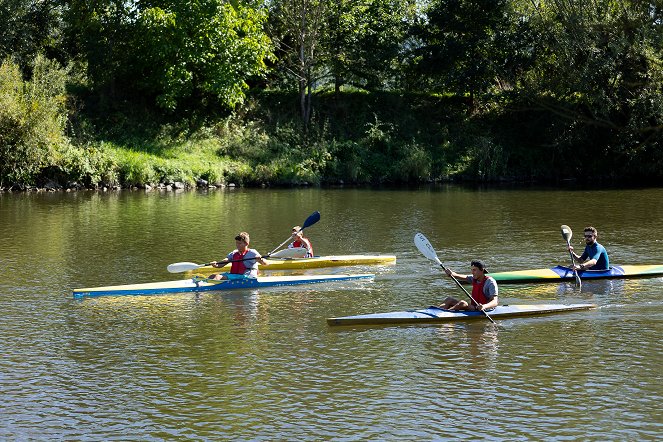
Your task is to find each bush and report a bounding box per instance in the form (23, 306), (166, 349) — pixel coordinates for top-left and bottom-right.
(0, 55), (71, 187)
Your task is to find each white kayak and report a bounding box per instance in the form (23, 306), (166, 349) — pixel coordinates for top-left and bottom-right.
(327, 303), (597, 326)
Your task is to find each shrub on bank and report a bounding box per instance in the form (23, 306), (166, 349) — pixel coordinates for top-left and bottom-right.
(0, 55), (71, 188)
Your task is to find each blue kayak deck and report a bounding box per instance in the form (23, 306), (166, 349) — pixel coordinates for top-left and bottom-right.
(73, 274), (374, 298)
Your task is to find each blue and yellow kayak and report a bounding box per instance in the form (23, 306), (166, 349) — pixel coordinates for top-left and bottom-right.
(487, 265), (663, 284)
(327, 303), (596, 326)
(189, 254), (396, 274)
(73, 274), (374, 298)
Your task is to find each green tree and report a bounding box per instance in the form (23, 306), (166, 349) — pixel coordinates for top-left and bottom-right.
(63, 0), (272, 112)
(515, 0), (663, 175)
(413, 0), (512, 106)
(135, 0), (273, 111)
(0, 55), (70, 187)
(0, 0), (66, 67)
(324, 0), (416, 92)
(267, 0), (329, 124)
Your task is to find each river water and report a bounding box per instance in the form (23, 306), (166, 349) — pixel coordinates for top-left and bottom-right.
(1, 186), (662, 440)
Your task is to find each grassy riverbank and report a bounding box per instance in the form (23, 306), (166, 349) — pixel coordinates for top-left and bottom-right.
(3, 78), (661, 191)
(24, 90), (492, 190)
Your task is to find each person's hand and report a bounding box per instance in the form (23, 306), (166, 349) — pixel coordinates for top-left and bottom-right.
(445, 268), (452, 276)
(568, 245), (574, 253)
(475, 303), (484, 311)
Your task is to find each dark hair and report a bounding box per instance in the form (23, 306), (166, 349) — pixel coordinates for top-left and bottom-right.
(471, 260), (488, 273)
(584, 226), (598, 235)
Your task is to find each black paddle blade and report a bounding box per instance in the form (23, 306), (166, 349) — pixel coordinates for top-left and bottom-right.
(302, 211), (321, 229)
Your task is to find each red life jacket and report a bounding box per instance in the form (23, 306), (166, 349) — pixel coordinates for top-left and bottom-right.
(292, 238), (313, 256)
(230, 250), (248, 274)
(471, 276), (491, 305)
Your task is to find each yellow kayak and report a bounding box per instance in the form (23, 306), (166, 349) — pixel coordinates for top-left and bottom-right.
(188, 254), (396, 274)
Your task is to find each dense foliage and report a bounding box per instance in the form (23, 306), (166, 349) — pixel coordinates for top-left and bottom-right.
(0, 0), (661, 189)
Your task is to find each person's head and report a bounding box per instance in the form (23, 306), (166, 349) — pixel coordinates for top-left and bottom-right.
(291, 226), (303, 238)
(235, 232), (250, 250)
(470, 260), (488, 279)
(583, 226), (598, 244)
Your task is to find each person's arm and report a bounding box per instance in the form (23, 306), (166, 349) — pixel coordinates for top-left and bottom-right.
(444, 268), (467, 280)
(568, 245), (582, 261)
(579, 250), (600, 269)
(211, 257), (230, 268)
(475, 279), (498, 311)
(477, 297), (498, 311)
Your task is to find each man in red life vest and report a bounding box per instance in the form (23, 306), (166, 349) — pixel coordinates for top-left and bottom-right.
(439, 260), (499, 311)
(288, 225), (314, 258)
(208, 232), (267, 280)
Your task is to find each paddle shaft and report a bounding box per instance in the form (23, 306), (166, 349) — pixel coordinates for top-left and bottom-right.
(567, 243), (582, 288)
(561, 225), (582, 288)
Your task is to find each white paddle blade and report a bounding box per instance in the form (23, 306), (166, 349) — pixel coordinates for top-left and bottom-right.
(414, 233), (443, 265)
(560, 225), (573, 243)
(167, 262), (203, 273)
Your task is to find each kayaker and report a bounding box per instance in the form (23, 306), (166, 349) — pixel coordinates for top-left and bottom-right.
(568, 226), (610, 271)
(208, 232), (267, 280)
(288, 225), (314, 257)
(439, 260), (498, 311)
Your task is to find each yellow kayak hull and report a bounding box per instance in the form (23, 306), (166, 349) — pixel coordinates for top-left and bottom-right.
(190, 254), (397, 274)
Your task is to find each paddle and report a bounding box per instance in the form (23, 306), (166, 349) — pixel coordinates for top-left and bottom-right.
(414, 232), (496, 324)
(166, 211), (321, 273)
(267, 211), (320, 256)
(168, 261), (213, 273)
(560, 224), (582, 288)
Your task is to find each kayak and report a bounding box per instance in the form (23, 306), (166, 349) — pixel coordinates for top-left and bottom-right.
(486, 265), (663, 284)
(327, 303), (597, 326)
(189, 254), (397, 273)
(73, 273), (374, 298)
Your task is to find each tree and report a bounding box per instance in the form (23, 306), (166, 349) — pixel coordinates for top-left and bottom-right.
(323, 0), (416, 92)
(0, 0), (66, 67)
(63, 0), (273, 112)
(135, 0), (273, 111)
(413, 0), (512, 107)
(267, 0), (328, 124)
(517, 0), (663, 173)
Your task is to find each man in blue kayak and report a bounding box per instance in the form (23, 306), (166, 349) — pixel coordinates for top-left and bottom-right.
(208, 232), (267, 280)
(439, 260), (498, 312)
(568, 226), (610, 271)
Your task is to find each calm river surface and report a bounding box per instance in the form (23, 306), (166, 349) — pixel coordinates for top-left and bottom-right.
(1, 186), (662, 440)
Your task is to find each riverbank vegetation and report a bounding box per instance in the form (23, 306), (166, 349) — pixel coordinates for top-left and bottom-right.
(1, 0), (661, 190)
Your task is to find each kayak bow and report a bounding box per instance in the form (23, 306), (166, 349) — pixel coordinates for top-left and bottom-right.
(484, 265), (663, 284)
(327, 303), (597, 326)
(73, 273), (374, 298)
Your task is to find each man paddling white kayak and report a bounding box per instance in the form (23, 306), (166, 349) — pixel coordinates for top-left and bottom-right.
(440, 260), (499, 312)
